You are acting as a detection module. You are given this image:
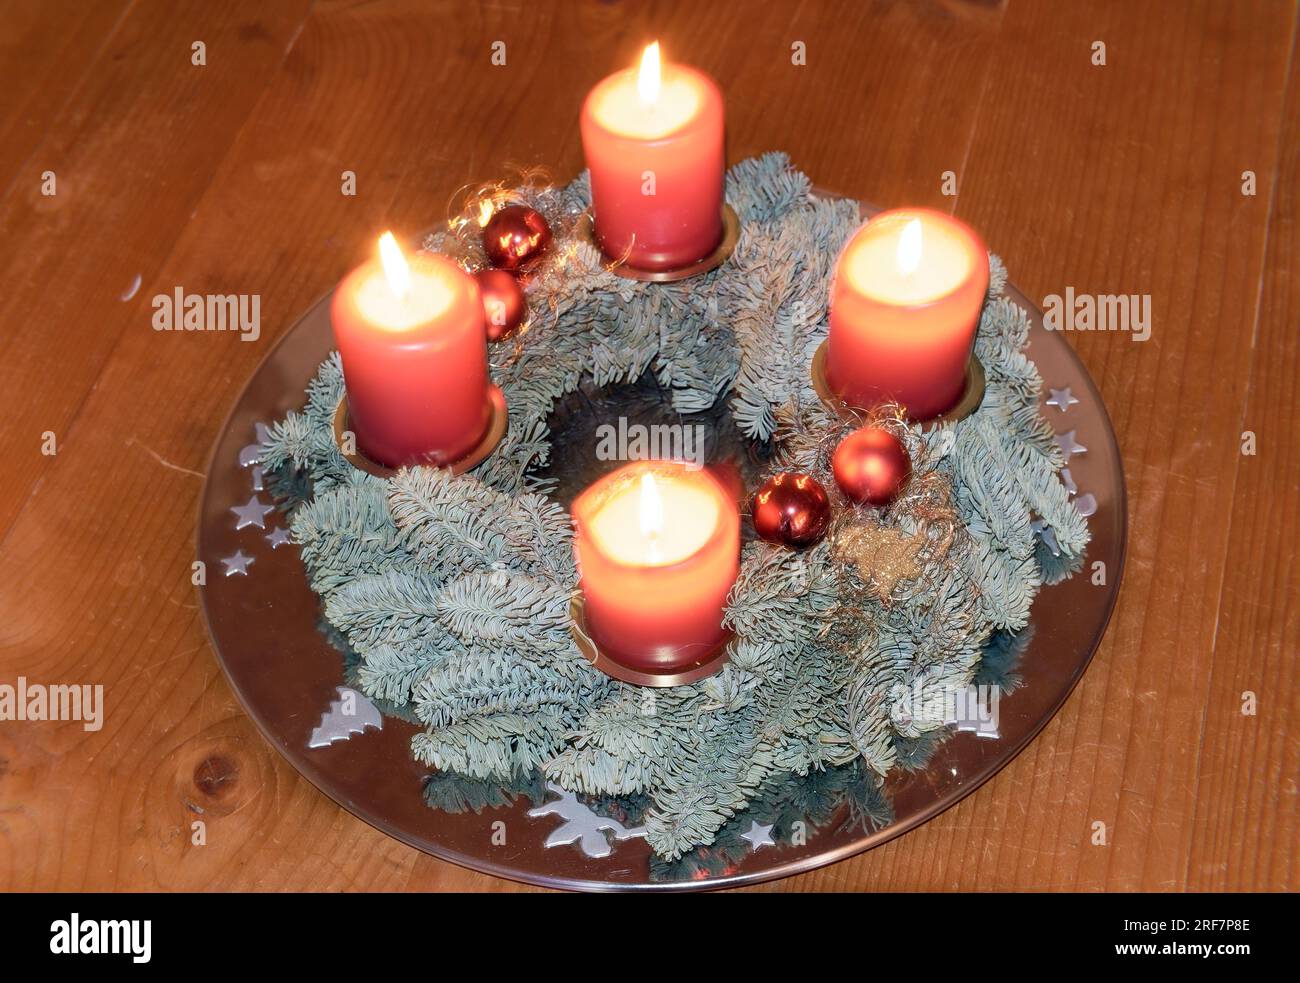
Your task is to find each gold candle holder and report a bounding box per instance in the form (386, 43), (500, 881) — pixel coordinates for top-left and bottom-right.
(575, 204), (740, 283)
(568, 596), (733, 687)
(809, 340), (986, 428)
(331, 386), (508, 478)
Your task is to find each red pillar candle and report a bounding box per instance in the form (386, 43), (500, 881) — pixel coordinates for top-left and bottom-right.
(573, 460), (739, 673)
(332, 233), (491, 467)
(826, 208), (990, 420)
(580, 42), (725, 271)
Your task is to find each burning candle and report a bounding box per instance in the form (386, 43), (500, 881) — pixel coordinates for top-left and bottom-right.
(573, 461), (739, 673)
(332, 233), (491, 467)
(825, 208), (990, 420)
(580, 42), (725, 271)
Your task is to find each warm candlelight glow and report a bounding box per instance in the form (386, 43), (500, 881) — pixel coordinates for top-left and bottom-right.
(589, 47), (702, 140)
(897, 218), (922, 276)
(638, 472), (664, 537)
(354, 238), (455, 331)
(586, 466), (720, 567)
(638, 42), (661, 103)
(843, 212), (974, 306)
(477, 199), (495, 228)
(378, 231), (411, 300)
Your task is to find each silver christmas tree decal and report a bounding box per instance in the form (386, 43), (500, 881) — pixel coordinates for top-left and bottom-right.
(308, 686), (383, 749)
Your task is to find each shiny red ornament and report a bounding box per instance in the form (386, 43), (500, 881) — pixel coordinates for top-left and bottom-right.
(751, 472), (831, 548)
(482, 204), (552, 271)
(474, 268), (527, 342)
(832, 427), (912, 506)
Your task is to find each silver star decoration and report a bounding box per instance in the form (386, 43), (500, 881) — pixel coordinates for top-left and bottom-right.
(1073, 493), (1098, 518)
(527, 782), (646, 858)
(220, 550), (255, 576)
(238, 422), (272, 468)
(230, 494), (274, 530)
(1046, 386), (1079, 413)
(740, 820), (775, 851)
(266, 527), (292, 549)
(1031, 518), (1061, 557)
(1061, 467), (1078, 496)
(1055, 430), (1087, 461)
(308, 686), (383, 748)
(250, 465), (265, 492)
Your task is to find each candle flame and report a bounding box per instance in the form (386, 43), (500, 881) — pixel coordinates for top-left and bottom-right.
(477, 199), (495, 228)
(637, 42), (661, 104)
(378, 231), (412, 300)
(638, 471), (664, 538)
(897, 218), (922, 276)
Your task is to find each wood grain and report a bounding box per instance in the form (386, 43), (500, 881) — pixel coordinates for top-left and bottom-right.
(1186, 26), (1299, 891)
(0, 0), (1294, 892)
(0, 0), (315, 538)
(0, 0), (132, 187)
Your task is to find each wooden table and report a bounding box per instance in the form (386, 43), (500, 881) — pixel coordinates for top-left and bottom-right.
(1, 0), (1295, 892)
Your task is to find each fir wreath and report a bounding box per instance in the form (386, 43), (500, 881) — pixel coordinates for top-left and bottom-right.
(260, 153), (1089, 859)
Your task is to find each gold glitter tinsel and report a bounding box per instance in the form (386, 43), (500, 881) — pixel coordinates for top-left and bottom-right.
(835, 522), (925, 603)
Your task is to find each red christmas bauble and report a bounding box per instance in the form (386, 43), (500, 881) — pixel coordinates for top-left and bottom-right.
(751, 472), (831, 548)
(832, 427), (912, 506)
(482, 204), (552, 271)
(474, 268), (527, 342)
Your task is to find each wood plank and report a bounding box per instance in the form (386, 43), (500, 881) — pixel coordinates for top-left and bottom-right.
(0, 0), (559, 892)
(1188, 20), (1300, 891)
(766, 0), (1297, 892)
(0, 0), (1293, 891)
(0, 0), (314, 542)
(0, 0), (133, 189)
(0, 0), (1005, 890)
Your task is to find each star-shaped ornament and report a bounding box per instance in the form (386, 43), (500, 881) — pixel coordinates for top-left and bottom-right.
(1055, 430), (1087, 462)
(220, 550), (255, 576)
(230, 495), (274, 530)
(836, 523), (924, 602)
(266, 527), (292, 549)
(1046, 387), (1079, 413)
(740, 821), (775, 851)
(1060, 467), (1078, 496)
